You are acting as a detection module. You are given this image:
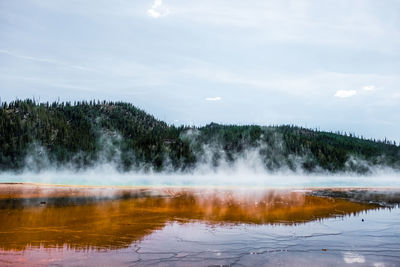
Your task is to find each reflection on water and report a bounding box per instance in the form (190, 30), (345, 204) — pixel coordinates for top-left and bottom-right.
(0, 184), (379, 251)
(1, 184), (400, 266)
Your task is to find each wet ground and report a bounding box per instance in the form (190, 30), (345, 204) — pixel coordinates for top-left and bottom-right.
(0, 184), (399, 266)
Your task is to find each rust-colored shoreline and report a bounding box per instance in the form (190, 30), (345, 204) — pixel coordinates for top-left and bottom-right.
(0, 182), (399, 201)
(1, 183), (399, 204)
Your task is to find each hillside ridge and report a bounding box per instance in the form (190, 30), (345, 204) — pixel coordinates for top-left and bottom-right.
(0, 99), (399, 174)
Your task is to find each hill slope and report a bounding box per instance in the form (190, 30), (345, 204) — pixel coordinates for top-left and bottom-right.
(0, 100), (399, 174)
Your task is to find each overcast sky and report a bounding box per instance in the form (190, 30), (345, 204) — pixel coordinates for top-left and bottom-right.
(1, 0), (399, 142)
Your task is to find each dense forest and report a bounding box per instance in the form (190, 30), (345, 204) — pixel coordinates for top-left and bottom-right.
(0, 99), (399, 174)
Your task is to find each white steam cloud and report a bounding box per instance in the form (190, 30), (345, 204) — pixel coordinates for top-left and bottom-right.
(1, 166), (400, 188)
(1, 131), (400, 188)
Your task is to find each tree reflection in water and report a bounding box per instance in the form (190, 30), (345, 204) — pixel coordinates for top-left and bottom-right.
(0, 184), (379, 251)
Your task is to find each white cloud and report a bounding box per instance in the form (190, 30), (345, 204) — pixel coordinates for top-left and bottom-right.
(147, 0), (169, 18)
(343, 252), (365, 264)
(205, 96), (222, 101)
(334, 90), (357, 98)
(363, 85), (376, 91)
(148, 9), (160, 18)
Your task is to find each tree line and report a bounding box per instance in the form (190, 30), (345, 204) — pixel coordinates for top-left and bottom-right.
(0, 100), (399, 173)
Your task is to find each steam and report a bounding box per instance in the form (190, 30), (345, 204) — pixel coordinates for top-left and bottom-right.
(1, 161), (400, 188)
(1, 128), (399, 187)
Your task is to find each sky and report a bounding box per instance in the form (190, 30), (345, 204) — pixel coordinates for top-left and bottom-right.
(0, 0), (399, 142)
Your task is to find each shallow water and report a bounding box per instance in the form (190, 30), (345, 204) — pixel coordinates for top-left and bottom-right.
(0, 184), (399, 266)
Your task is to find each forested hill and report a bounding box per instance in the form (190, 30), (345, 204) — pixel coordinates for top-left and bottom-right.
(1, 100), (399, 174)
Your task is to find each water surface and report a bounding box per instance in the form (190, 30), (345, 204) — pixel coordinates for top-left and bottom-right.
(0, 184), (399, 266)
